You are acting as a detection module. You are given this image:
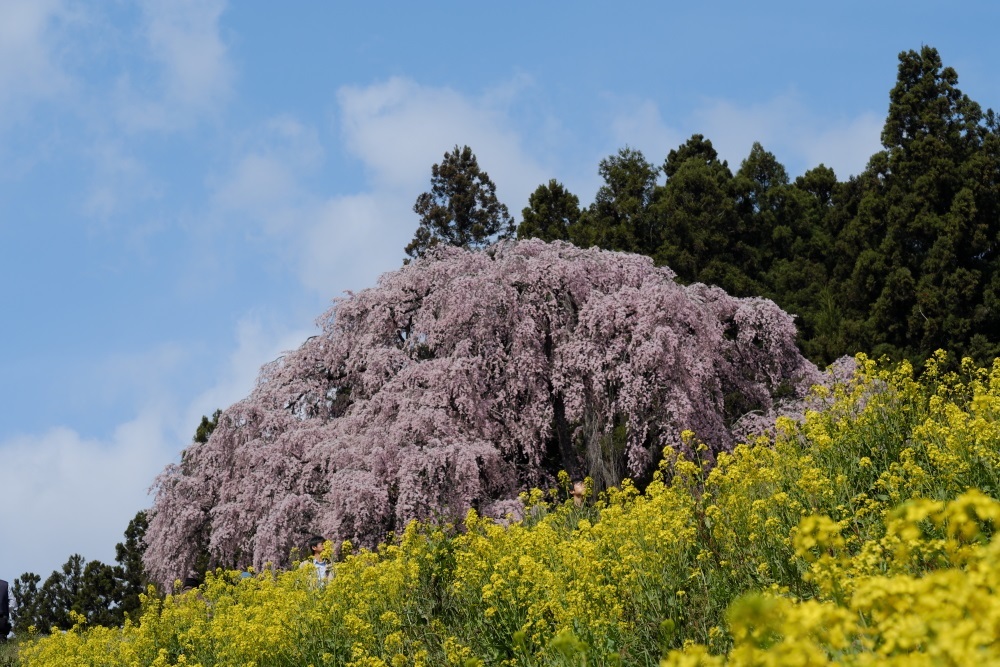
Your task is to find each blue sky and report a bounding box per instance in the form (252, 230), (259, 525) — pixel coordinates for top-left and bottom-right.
(2, 0), (998, 582)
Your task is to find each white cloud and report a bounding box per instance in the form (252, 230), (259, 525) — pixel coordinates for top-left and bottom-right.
(798, 111), (883, 179)
(0, 411), (172, 581)
(0, 0), (72, 120)
(337, 77), (548, 208)
(145, 0), (229, 109)
(605, 91), (882, 180)
(0, 313), (313, 583)
(125, 78), (883, 337)
(694, 92), (882, 179)
(83, 140), (162, 221)
(209, 79), (551, 299)
(212, 153), (301, 219)
(183, 313), (316, 432)
(609, 99), (685, 172)
(116, 0), (233, 132)
(210, 115), (324, 232)
(299, 192), (412, 295)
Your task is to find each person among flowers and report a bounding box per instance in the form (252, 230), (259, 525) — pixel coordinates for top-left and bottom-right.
(300, 535), (333, 585)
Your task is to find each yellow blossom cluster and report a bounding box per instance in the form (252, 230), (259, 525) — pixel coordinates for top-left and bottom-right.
(17, 352), (1000, 666)
(664, 489), (1000, 665)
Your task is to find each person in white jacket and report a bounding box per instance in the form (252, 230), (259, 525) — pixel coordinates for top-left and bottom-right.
(300, 536), (332, 585)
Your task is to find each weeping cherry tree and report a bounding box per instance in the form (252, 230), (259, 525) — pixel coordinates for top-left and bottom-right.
(144, 240), (822, 585)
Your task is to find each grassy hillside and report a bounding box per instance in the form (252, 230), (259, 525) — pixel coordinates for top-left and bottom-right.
(17, 352), (1000, 666)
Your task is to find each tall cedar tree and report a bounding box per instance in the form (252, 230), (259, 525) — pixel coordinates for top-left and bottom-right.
(518, 179), (580, 242)
(653, 135), (740, 288)
(406, 145), (514, 261)
(843, 46), (1000, 364)
(114, 510), (150, 620)
(571, 147), (661, 255)
(767, 164), (843, 362)
(732, 142), (789, 292)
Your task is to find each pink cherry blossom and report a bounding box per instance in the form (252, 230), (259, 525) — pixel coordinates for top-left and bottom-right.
(144, 240), (822, 585)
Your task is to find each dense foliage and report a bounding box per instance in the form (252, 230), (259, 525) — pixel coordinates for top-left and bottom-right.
(18, 353), (1000, 666)
(144, 240), (818, 585)
(519, 47), (1000, 367)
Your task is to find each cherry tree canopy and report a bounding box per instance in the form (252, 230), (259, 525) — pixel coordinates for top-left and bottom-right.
(145, 240), (821, 584)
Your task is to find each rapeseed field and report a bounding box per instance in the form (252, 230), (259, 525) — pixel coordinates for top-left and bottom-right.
(18, 352), (1000, 666)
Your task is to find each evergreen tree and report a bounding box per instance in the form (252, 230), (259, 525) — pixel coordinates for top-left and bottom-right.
(194, 409), (221, 444)
(41, 555), (84, 631)
(653, 135), (741, 289)
(10, 574), (40, 636)
(973, 113), (1000, 362)
(662, 133), (725, 179)
(769, 165), (844, 362)
(78, 561), (119, 627)
(517, 179), (580, 242)
(731, 142), (790, 289)
(571, 147), (660, 254)
(406, 145), (514, 261)
(844, 46), (999, 363)
(113, 510), (149, 621)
